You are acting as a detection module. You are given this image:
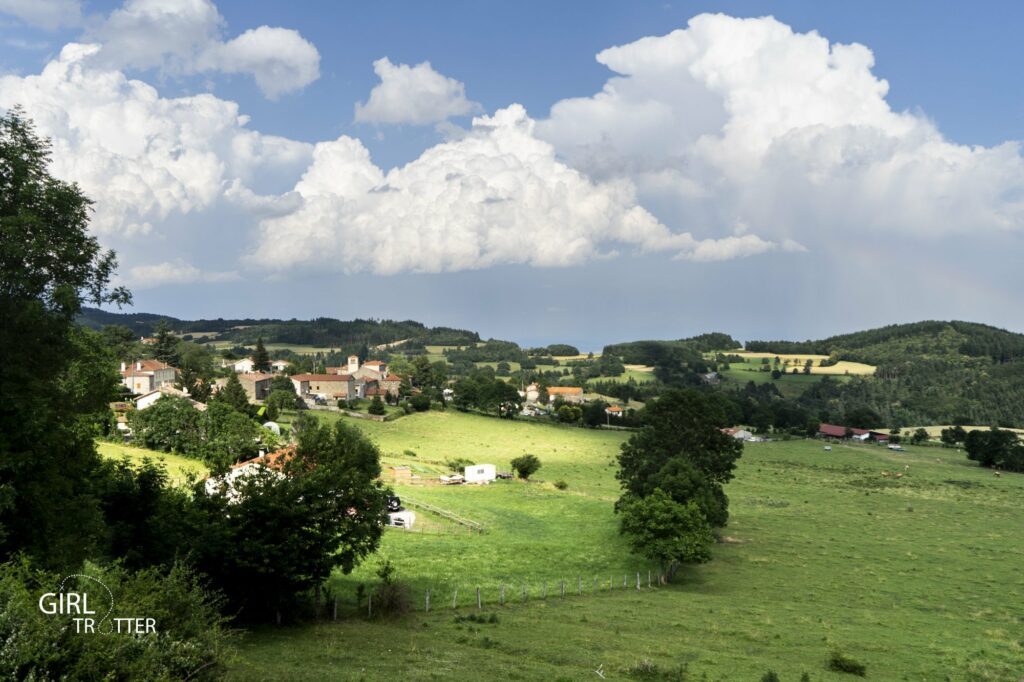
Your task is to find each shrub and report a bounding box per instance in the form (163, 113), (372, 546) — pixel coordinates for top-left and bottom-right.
(371, 560), (410, 618)
(403, 449), (418, 458)
(0, 559), (232, 681)
(510, 454), (542, 480)
(446, 457), (474, 473)
(828, 650), (867, 676)
(761, 671), (780, 682)
(368, 396), (387, 415)
(554, 480), (568, 490)
(410, 394), (432, 412)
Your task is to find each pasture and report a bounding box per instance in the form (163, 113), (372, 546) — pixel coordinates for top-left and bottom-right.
(96, 441), (209, 483)
(728, 351), (876, 376)
(229, 411), (1024, 680)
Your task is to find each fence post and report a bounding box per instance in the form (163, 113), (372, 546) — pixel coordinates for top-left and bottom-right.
(521, 584), (526, 603)
(332, 596), (337, 621)
(636, 572), (640, 591)
(623, 574), (627, 589)
(609, 575), (613, 591)
(426, 589), (431, 612)
(452, 589), (458, 609)
(577, 576), (582, 596)
(560, 580), (565, 598)
(476, 587), (481, 609)
(648, 570), (651, 588)
(500, 584), (505, 606)
(593, 576), (598, 593)
(542, 582), (547, 600)
(368, 594), (372, 618)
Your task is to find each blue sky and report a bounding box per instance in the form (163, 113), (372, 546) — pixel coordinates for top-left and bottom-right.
(2, 1), (1023, 348)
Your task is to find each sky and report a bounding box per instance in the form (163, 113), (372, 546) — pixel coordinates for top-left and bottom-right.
(1, 0), (1022, 350)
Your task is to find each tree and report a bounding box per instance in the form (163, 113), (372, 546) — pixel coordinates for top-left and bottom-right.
(617, 390), (742, 527)
(940, 425), (968, 446)
(100, 324), (138, 360)
(266, 389), (301, 418)
(510, 454), (541, 480)
(964, 427), (1024, 472)
(177, 343), (215, 401)
(213, 371), (250, 414)
(911, 427), (930, 445)
(253, 336), (271, 373)
(618, 490), (713, 582)
(0, 108), (130, 569)
(368, 395), (387, 415)
(127, 397), (204, 456)
(152, 319), (179, 367)
(846, 406), (882, 429)
(190, 419), (390, 621)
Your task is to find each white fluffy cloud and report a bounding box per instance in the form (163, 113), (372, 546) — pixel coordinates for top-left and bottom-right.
(126, 259), (239, 287)
(247, 105), (759, 274)
(87, 0), (320, 98)
(0, 0), (82, 30)
(0, 43), (313, 235)
(354, 57), (481, 125)
(537, 13), (1024, 244)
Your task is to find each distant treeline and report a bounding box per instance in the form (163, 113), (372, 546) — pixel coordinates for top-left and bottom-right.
(78, 307), (480, 349)
(602, 333), (738, 365)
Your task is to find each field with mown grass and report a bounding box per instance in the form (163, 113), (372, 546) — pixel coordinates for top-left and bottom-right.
(230, 410), (1024, 681)
(96, 440), (208, 483)
(727, 351), (876, 376)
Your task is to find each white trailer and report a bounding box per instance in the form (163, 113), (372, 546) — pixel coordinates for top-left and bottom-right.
(464, 463), (496, 485)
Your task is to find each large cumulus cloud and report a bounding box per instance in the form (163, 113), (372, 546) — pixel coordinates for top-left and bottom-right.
(537, 13), (1024, 245)
(247, 105), (769, 274)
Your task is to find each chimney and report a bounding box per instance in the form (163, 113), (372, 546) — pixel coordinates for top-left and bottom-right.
(136, 361), (142, 371)
(348, 355), (359, 374)
(120, 362), (126, 372)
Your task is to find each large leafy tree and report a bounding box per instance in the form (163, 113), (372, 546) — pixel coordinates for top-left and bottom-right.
(617, 389), (742, 526)
(0, 108), (130, 569)
(618, 490), (713, 582)
(190, 419), (390, 622)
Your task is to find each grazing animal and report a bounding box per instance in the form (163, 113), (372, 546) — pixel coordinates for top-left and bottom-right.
(994, 471), (1002, 478)
(894, 472), (904, 479)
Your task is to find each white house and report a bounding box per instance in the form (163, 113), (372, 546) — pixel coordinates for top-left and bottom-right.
(135, 384), (207, 411)
(225, 358), (255, 373)
(464, 463), (496, 484)
(270, 359), (290, 372)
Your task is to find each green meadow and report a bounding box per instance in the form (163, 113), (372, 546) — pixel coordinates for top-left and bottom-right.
(96, 440), (208, 483)
(720, 357), (853, 398)
(228, 411), (1024, 680)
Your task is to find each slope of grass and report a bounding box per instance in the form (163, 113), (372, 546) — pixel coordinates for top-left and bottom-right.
(228, 413), (1024, 680)
(96, 441), (208, 483)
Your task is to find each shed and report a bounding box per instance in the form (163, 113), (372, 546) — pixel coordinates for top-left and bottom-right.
(465, 463), (496, 484)
(388, 465), (412, 482)
(387, 511), (416, 528)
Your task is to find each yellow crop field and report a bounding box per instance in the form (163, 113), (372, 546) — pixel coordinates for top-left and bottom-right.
(731, 351), (876, 376)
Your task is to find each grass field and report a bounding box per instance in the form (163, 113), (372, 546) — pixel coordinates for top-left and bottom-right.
(229, 411), (1024, 680)
(96, 441), (208, 483)
(901, 424), (1024, 439)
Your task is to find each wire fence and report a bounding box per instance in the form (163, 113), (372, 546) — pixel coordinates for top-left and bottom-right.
(399, 496), (485, 534)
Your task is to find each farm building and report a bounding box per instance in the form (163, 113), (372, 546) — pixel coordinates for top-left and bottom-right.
(818, 423), (890, 442)
(722, 427), (754, 441)
(465, 464), (496, 484)
(547, 386), (584, 404)
(388, 465), (412, 482)
(136, 384), (207, 411)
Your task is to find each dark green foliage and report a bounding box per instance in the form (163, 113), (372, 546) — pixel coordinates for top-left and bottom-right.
(546, 344), (579, 356)
(409, 394), (432, 412)
(618, 490), (713, 580)
(553, 480), (568, 490)
(911, 427), (930, 444)
(617, 390), (742, 527)
(452, 372), (522, 418)
(79, 308), (481, 349)
(213, 371), (250, 413)
(510, 454), (542, 480)
(445, 340), (525, 364)
(253, 336), (271, 372)
(368, 396), (387, 415)
(191, 419), (390, 621)
(827, 650), (866, 676)
(761, 671), (780, 682)
(0, 559), (231, 680)
(964, 428), (1024, 472)
(625, 659), (689, 680)
(941, 425), (967, 445)
(151, 319), (179, 367)
(0, 108), (130, 569)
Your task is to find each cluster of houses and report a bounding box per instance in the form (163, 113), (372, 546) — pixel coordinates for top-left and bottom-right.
(117, 353), (403, 416)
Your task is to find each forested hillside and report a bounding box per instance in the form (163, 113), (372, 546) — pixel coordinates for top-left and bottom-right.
(78, 307), (480, 348)
(747, 321), (1024, 427)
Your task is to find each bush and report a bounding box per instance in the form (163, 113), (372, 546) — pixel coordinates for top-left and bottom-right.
(368, 396), (387, 415)
(446, 457), (474, 473)
(371, 560), (410, 618)
(409, 394), (432, 412)
(403, 449), (418, 458)
(0, 559), (232, 681)
(625, 659), (688, 681)
(554, 480), (568, 490)
(828, 650), (867, 676)
(510, 454), (542, 480)
(761, 671), (780, 682)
